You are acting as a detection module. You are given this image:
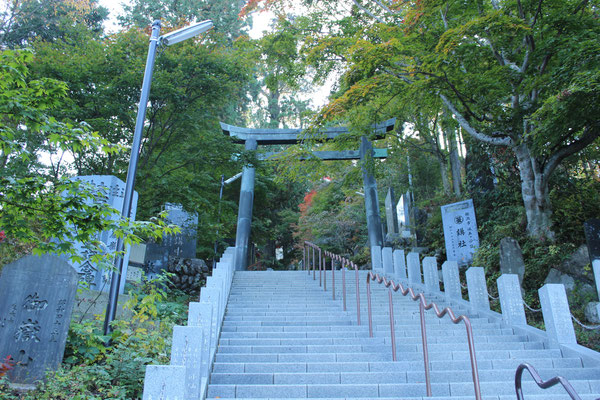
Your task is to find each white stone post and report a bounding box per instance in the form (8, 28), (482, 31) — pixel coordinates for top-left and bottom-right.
(442, 261), (461, 301)
(382, 247), (394, 275)
(142, 365), (186, 400)
(407, 252), (421, 285)
(466, 267), (490, 312)
(539, 284), (577, 344)
(170, 326), (204, 400)
(187, 302), (213, 380)
(371, 246), (382, 272)
(422, 257), (440, 292)
(393, 249), (406, 280)
(497, 274), (526, 325)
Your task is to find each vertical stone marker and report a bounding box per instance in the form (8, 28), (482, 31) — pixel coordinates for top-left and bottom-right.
(170, 326), (204, 400)
(393, 249), (406, 280)
(69, 175), (138, 293)
(584, 219), (600, 307)
(0, 255), (78, 384)
(442, 261), (461, 301)
(407, 252), (421, 285)
(384, 188), (399, 235)
(497, 274), (526, 325)
(422, 257), (440, 292)
(371, 246), (382, 272)
(382, 247), (394, 275)
(441, 199), (480, 265)
(539, 284), (577, 344)
(466, 267), (490, 312)
(499, 237), (525, 284)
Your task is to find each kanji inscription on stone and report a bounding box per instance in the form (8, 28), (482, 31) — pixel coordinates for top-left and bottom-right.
(0, 254), (78, 384)
(441, 199), (480, 265)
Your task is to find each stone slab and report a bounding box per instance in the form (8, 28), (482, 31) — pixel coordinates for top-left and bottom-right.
(499, 237), (525, 284)
(539, 284), (577, 344)
(0, 255), (78, 384)
(584, 219), (600, 261)
(393, 249), (406, 280)
(385, 188), (398, 234)
(371, 246), (382, 272)
(497, 274), (526, 325)
(382, 247), (394, 275)
(170, 326), (204, 400)
(422, 257), (440, 292)
(440, 199), (480, 265)
(142, 365), (186, 400)
(442, 261), (461, 300)
(406, 253), (421, 285)
(466, 267), (490, 312)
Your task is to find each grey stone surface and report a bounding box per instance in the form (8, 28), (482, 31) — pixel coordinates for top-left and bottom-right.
(0, 255), (78, 384)
(126, 266), (143, 283)
(72, 290), (131, 321)
(68, 175), (138, 293)
(142, 365), (186, 400)
(187, 302), (213, 379)
(466, 267), (490, 312)
(235, 140), (258, 270)
(539, 284), (577, 344)
(594, 259), (600, 300)
(393, 249), (406, 280)
(584, 219), (600, 261)
(499, 237), (525, 284)
(129, 243), (146, 265)
(406, 252), (421, 285)
(497, 274), (526, 325)
(440, 199), (479, 265)
(442, 261), (461, 300)
(170, 326), (204, 400)
(384, 188), (398, 234)
(360, 136), (384, 249)
(422, 257), (440, 292)
(146, 203), (198, 277)
(382, 247), (394, 275)
(371, 246), (382, 271)
(584, 301), (600, 323)
(396, 193), (411, 227)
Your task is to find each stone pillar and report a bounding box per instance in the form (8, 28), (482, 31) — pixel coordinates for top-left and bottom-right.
(382, 247), (394, 275)
(497, 274), (526, 325)
(423, 257), (440, 292)
(234, 139), (258, 271)
(371, 246), (382, 271)
(593, 259), (600, 301)
(539, 284), (577, 344)
(393, 249), (406, 280)
(170, 326), (204, 400)
(187, 302), (213, 379)
(143, 365), (186, 400)
(466, 267), (490, 312)
(407, 252), (421, 285)
(442, 261), (461, 301)
(385, 188), (399, 235)
(360, 136), (383, 248)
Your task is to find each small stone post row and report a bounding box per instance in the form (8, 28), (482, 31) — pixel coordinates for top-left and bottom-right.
(143, 247), (236, 400)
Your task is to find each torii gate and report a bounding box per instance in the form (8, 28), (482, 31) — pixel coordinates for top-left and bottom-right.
(220, 118), (396, 270)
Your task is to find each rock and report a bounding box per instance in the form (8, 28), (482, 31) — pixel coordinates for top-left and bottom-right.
(545, 268), (596, 303)
(584, 302), (600, 324)
(556, 245), (594, 285)
(499, 237), (525, 284)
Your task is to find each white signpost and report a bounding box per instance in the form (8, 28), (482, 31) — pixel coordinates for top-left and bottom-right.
(441, 199), (479, 265)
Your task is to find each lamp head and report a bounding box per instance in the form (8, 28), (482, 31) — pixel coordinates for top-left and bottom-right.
(161, 20), (213, 46)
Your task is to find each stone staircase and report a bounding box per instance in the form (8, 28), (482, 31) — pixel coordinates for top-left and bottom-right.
(206, 270), (600, 400)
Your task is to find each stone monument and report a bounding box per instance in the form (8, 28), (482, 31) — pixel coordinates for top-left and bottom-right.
(499, 237), (525, 284)
(145, 203), (198, 278)
(441, 199), (480, 265)
(0, 255), (78, 384)
(384, 188), (399, 235)
(68, 175), (138, 294)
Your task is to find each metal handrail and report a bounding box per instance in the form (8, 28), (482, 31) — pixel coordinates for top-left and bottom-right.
(366, 272), (482, 400)
(515, 363), (592, 400)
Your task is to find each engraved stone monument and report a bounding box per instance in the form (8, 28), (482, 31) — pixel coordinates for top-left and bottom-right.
(68, 175), (138, 293)
(145, 203), (198, 278)
(0, 255), (78, 384)
(441, 199), (480, 265)
(499, 237), (525, 284)
(384, 188), (398, 235)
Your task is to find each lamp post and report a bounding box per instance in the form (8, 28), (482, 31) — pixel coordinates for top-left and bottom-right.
(103, 19), (214, 336)
(212, 172), (242, 268)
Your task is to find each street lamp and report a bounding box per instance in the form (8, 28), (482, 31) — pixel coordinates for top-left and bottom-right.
(212, 172), (242, 268)
(103, 19), (214, 336)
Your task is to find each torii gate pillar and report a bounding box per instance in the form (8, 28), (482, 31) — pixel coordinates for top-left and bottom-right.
(234, 139), (257, 271)
(360, 136), (384, 248)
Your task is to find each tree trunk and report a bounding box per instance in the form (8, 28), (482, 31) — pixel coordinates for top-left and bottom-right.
(513, 143), (555, 240)
(437, 153), (451, 195)
(449, 132), (462, 196)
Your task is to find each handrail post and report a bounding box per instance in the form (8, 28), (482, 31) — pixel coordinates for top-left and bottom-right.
(342, 258), (347, 311)
(332, 255), (335, 300)
(367, 273), (373, 337)
(355, 262), (361, 325)
(322, 250), (326, 291)
(419, 297), (432, 397)
(388, 288), (397, 361)
(319, 248), (322, 287)
(304, 243), (307, 273)
(463, 317), (482, 400)
(312, 246), (316, 280)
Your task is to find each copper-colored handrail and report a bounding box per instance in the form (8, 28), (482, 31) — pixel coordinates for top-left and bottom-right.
(366, 272), (482, 400)
(515, 363), (587, 400)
